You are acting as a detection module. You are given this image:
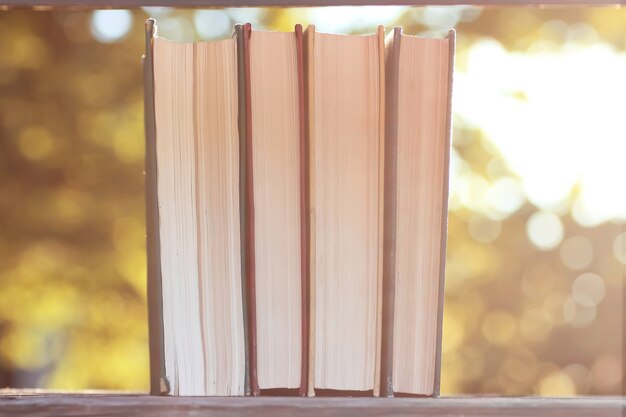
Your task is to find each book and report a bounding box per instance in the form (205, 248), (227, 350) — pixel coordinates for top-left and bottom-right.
(144, 18), (454, 398)
(304, 25), (386, 396)
(146, 21), (246, 396)
(380, 27), (455, 397)
(244, 24), (308, 395)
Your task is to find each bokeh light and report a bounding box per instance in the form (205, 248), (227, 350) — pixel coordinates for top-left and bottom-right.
(90, 10), (132, 43)
(193, 10), (231, 40)
(18, 127), (55, 161)
(559, 236), (593, 270)
(526, 212), (564, 250)
(563, 297), (596, 328)
(613, 232), (626, 265)
(306, 6), (405, 33)
(571, 273), (605, 307)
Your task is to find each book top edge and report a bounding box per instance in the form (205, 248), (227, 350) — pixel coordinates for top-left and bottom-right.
(399, 28), (455, 41)
(146, 19), (453, 43)
(152, 35), (237, 45)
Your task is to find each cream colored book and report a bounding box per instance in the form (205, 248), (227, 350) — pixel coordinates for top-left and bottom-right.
(305, 25), (386, 395)
(380, 28), (455, 397)
(151, 34), (245, 396)
(248, 26), (306, 393)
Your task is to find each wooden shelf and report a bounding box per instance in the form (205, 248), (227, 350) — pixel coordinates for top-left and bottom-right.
(0, 391), (623, 417)
(0, 0), (622, 7)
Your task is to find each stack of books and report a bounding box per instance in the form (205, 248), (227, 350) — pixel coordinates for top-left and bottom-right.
(143, 18), (455, 397)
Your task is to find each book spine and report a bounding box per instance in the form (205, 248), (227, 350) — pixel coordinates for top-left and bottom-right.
(295, 24), (310, 398)
(432, 28), (456, 398)
(234, 23), (252, 397)
(304, 24), (316, 398)
(380, 26), (402, 399)
(144, 18), (169, 396)
(373, 24), (386, 398)
(241, 22), (260, 397)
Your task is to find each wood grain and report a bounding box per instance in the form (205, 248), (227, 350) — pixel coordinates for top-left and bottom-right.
(0, 0), (621, 8)
(0, 392), (623, 417)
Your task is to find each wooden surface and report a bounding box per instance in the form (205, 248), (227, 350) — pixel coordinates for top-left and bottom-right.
(0, 0), (622, 7)
(0, 391), (623, 417)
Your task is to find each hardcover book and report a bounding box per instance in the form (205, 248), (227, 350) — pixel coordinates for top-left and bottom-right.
(380, 27), (455, 397)
(304, 25), (386, 396)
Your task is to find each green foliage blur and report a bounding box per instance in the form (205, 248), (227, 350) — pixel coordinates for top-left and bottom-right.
(0, 6), (623, 394)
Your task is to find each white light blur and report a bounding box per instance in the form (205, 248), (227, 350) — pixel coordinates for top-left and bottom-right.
(572, 272), (605, 307)
(141, 7), (172, 18)
(227, 8), (265, 27)
(468, 215), (502, 243)
(454, 39), (626, 226)
(563, 297), (596, 328)
(308, 6), (406, 33)
(613, 232), (626, 265)
(421, 6), (464, 29)
(154, 16), (195, 42)
(486, 177), (526, 219)
(526, 211), (564, 250)
(194, 10), (231, 40)
(91, 10), (132, 43)
(559, 236), (594, 270)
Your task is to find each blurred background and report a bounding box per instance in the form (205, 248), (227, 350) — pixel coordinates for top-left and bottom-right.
(0, 5), (624, 395)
